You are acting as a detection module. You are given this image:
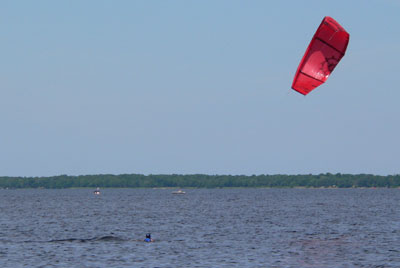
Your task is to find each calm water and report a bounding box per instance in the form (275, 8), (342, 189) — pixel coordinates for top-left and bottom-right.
(1, 188), (400, 267)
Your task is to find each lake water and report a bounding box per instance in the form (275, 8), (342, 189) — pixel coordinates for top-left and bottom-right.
(1, 188), (400, 267)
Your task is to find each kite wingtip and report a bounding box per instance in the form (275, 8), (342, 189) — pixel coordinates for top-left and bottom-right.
(291, 87), (307, 96)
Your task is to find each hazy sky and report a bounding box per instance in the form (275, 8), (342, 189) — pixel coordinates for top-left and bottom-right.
(1, 1), (399, 176)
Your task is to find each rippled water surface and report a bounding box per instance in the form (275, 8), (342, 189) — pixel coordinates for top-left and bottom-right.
(1, 188), (400, 267)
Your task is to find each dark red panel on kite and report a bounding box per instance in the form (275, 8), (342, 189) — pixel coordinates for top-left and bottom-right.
(292, 16), (349, 95)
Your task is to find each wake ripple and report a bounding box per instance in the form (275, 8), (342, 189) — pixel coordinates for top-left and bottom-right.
(21, 235), (127, 243)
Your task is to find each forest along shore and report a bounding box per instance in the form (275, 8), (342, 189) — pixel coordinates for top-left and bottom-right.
(1, 173), (399, 189)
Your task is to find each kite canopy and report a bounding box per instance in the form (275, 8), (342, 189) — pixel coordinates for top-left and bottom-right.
(292, 16), (350, 95)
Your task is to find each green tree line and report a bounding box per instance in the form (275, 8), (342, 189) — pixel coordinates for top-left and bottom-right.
(0, 173), (400, 189)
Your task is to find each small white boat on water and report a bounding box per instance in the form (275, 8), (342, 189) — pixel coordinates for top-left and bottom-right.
(172, 189), (185, 194)
(94, 187), (101, 195)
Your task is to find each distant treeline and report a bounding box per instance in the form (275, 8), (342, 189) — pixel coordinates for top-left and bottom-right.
(0, 173), (400, 189)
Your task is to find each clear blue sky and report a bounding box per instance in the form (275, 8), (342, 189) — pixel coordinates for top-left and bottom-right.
(1, 1), (399, 176)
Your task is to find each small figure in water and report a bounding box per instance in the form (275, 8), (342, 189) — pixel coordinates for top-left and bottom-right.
(144, 233), (154, 242)
(94, 187), (100, 195)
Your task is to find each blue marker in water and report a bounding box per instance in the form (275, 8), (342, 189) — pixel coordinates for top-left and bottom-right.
(144, 233), (154, 242)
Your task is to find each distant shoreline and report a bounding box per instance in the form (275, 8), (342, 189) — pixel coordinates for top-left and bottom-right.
(1, 186), (399, 190)
(1, 173), (399, 189)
